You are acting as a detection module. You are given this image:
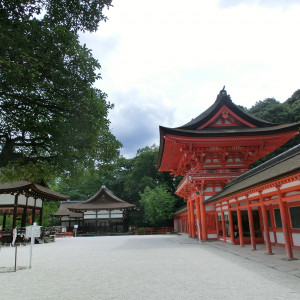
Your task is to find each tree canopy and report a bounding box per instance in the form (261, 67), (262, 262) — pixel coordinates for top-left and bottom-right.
(0, 0), (120, 181)
(54, 145), (185, 227)
(247, 89), (300, 167)
(139, 185), (176, 227)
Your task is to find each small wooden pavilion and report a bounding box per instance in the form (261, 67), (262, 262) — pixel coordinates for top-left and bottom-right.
(0, 181), (69, 228)
(60, 186), (135, 234)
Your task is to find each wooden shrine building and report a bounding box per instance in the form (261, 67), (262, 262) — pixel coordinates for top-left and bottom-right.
(158, 88), (300, 259)
(0, 181), (69, 228)
(57, 186), (135, 234)
(53, 201), (83, 232)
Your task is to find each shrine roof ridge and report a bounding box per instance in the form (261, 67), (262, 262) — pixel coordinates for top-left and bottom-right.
(178, 89), (276, 130)
(159, 122), (300, 137)
(66, 186), (135, 211)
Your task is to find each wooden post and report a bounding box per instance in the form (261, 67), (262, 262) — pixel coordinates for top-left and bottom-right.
(12, 194), (19, 228)
(95, 210), (98, 234)
(82, 216), (85, 233)
(190, 199), (196, 238)
(277, 187), (293, 260)
(199, 192), (207, 241)
(3, 213), (7, 228)
(32, 198), (37, 224)
(247, 196), (256, 250)
(39, 201), (43, 226)
(259, 191), (272, 254)
(187, 200), (192, 237)
(228, 203), (234, 245)
(221, 210), (226, 243)
(195, 193), (201, 240)
(236, 200), (244, 247)
(21, 197), (28, 227)
(108, 210), (111, 233)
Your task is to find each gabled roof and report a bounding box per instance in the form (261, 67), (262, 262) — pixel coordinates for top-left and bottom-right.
(179, 88), (275, 130)
(205, 144), (300, 204)
(157, 89), (300, 171)
(53, 201), (83, 218)
(68, 186), (135, 211)
(0, 181), (69, 201)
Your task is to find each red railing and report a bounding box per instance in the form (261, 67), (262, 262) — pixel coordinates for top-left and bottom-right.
(134, 227), (174, 235)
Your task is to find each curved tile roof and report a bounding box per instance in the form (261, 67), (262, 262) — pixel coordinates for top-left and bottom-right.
(179, 88), (276, 129)
(53, 201), (83, 218)
(0, 181), (69, 201)
(67, 186), (135, 211)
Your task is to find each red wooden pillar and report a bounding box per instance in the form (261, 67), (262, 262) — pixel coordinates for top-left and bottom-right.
(277, 187), (293, 260)
(190, 199), (196, 238)
(195, 194), (202, 240)
(221, 210), (226, 243)
(228, 203), (234, 245)
(187, 199), (192, 237)
(236, 200), (244, 247)
(259, 191), (272, 254)
(199, 192), (207, 241)
(247, 196), (256, 250)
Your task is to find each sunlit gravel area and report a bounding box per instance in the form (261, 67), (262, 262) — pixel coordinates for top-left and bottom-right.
(1, 235), (300, 299)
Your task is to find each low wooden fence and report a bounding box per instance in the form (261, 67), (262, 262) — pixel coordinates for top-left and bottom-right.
(134, 227), (174, 235)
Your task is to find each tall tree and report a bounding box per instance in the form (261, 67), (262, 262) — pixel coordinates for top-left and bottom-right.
(0, 0), (120, 181)
(139, 185), (176, 227)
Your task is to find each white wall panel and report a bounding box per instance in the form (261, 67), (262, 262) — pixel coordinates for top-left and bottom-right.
(207, 233), (217, 238)
(292, 233), (300, 246)
(276, 232), (285, 244)
(0, 194), (15, 205)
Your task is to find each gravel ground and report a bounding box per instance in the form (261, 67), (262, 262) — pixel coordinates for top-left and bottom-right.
(1, 235), (300, 300)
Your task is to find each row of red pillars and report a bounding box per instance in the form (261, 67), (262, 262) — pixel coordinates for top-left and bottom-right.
(186, 187), (294, 260)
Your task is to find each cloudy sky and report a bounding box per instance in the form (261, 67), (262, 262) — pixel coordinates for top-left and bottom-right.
(80, 0), (300, 158)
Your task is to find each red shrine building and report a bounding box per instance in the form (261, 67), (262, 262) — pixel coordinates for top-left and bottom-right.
(157, 88), (300, 259)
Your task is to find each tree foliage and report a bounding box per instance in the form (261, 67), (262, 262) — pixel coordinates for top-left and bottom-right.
(139, 185), (176, 227)
(248, 90), (300, 167)
(0, 0), (120, 181)
(55, 145), (185, 227)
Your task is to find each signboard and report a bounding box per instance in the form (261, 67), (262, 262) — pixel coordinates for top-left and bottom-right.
(26, 225), (41, 238)
(74, 225), (78, 229)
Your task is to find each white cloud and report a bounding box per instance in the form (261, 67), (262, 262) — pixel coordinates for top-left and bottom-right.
(80, 0), (300, 157)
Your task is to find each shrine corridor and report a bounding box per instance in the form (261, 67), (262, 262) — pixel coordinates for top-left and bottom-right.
(1, 235), (300, 299)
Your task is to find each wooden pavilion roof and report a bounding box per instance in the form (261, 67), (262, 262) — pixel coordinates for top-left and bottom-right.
(67, 186), (135, 211)
(53, 201), (83, 218)
(0, 181), (69, 202)
(157, 88), (300, 172)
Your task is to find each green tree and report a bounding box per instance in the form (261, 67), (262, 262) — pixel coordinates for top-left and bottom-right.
(54, 146), (185, 227)
(139, 185), (176, 227)
(42, 201), (60, 227)
(0, 0), (120, 181)
(248, 90), (300, 168)
(248, 98), (288, 124)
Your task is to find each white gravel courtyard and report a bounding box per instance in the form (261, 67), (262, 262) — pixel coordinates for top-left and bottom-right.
(1, 234), (300, 299)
